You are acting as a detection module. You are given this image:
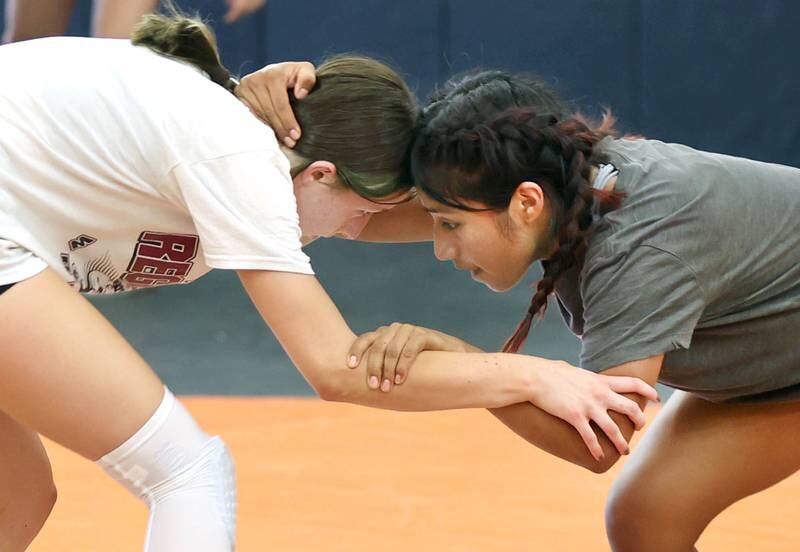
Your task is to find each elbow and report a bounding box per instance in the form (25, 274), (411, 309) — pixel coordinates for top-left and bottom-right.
(296, 352), (367, 404)
(302, 361), (352, 403)
(315, 377), (344, 402)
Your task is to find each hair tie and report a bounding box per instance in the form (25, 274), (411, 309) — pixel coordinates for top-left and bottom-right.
(206, 64), (239, 94)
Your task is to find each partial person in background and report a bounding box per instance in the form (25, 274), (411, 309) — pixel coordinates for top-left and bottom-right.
(2, 0), (265, 43)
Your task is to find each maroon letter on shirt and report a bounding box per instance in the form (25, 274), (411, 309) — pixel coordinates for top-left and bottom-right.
(122, 232), (199, 288)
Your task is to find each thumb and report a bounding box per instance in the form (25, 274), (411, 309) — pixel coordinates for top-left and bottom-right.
(292, 63), (317, 99)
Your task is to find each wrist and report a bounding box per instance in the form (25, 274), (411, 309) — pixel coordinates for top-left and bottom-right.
(490, 353), (540, 405)
(516, 355), (557, 405)
(524, 358), (542, 404)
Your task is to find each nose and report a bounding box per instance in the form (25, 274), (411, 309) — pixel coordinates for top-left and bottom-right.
(433, 231), (456, 262)
(338, 213), (372, 240)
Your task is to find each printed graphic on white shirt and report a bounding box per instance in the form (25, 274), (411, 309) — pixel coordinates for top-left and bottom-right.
(60, 231), (200, 294)
(68, 234), (98, 251)
(122, 231), (199, 289)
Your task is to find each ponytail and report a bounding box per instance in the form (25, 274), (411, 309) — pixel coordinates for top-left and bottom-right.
(130, 5), (238, 93)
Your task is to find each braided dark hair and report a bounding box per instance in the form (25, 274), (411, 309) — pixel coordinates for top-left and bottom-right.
(411, 71), (623, 353)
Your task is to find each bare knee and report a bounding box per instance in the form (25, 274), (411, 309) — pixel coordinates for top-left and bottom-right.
(0, 411), (58, 551)
(605, 480), (660, 552)
(28, 480), (58, 534)
(32, 481), (58, 529)
(606, 479), (704, 552)
(0, 479), (57, 551)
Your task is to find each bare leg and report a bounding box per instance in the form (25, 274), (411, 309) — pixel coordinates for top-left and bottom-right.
(0, 268), (163, 461)
(91, 0), (159, 39)
(0, 269), (236, 551)
(2, 0), (77, 43)
(605, 390), (800, 551)
(0, 410), (56, 552)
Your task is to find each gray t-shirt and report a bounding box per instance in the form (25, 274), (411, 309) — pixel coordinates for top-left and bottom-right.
(554, 138), (800, 403)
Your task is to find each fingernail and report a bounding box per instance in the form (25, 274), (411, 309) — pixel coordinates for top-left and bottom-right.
(394, 374), (403, 384)
(381, 379), (391, 392)
(296, 88), (308, 99)
(347, 355), (358, 368)
(289, 129), (300, 140)
(369, 376), (379, 389)
(282, 136), (296, 148)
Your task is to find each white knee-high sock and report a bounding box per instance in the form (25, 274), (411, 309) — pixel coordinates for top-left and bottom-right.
(97, 387), (237, 551)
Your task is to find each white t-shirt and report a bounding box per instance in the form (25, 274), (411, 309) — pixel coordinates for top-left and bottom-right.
(0, 37), (312, 294)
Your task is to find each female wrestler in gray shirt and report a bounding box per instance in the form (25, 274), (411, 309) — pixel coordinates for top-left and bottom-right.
(252, 66), (800, 552)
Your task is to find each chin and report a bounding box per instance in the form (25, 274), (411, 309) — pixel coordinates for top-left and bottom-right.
(486, 273), (527, 293)
(469, 265), (525, 292)
(486, 282), (513, 293)
(477, 275), (512, 293)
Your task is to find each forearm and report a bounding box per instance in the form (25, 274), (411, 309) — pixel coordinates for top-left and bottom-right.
(274, 310), (541, 411)
(239, 271), (540, 412)
(463, 343), (638, 472)
(488, 400), (640, 473)
(240, 269), (646, 431)
(356, 198), (433, 243)
(330, 351), (543, 411)
(344, 342), (638, 470)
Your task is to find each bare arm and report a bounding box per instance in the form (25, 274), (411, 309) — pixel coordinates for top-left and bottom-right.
(462, 340), (663, 472)
(356, 197), (434, 243)
(349, 326), (661, 469)
(488, 357), (662, 473)
(238, 270), (544, 411)
(455, 339), (663, 471)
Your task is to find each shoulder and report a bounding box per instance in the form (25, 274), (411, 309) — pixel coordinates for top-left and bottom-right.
(589, 139), (722, 256)
(164, 86), (283, 167)
(600, 138), (713, 190)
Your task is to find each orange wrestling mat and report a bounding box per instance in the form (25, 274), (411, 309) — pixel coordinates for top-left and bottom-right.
(30, 398), (798, 551)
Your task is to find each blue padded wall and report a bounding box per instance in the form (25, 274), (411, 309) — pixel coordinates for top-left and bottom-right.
(264, 0), (439, 96)
(641, 0), (800, 164)
(445, 0), (644, 131)
(4, 0), (797, 161)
